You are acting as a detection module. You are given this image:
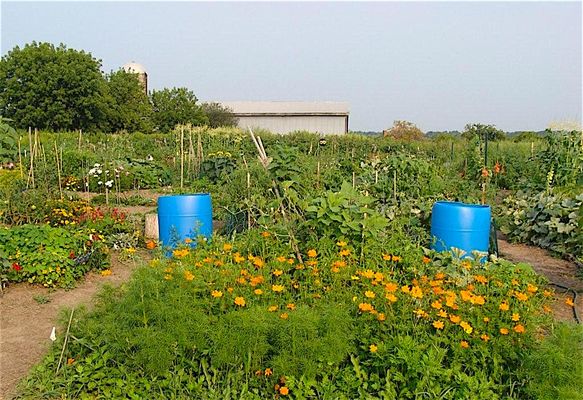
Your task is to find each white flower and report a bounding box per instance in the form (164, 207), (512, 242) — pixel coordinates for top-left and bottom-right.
(50, 327), (56, 342)
(105, 180), (113, 188)
(98, 181), (103, 185)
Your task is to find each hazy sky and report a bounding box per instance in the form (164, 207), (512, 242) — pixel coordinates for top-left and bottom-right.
(1, 1), (581, 132)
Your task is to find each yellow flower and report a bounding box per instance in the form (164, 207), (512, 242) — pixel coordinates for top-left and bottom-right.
(449, 315), (461, 324)
(361, 270), (375, 279)
(511, 313), (520, 322)
(483, 317), (490, 323)
(233, 253), (245, 263)
(500, 327), (509, 335)
(234, 296), (246, 307)
(268, 305), (278, 312)
(358, 302), (374, 312)
(515, 291), (529, 302)
(264, 368), (273, 376)
(499, 302), (510, 311)
(377, 313), (386, 321)
(410, 286), (423, 299)
(272, 284), (285, 293)
(385, 293), (397, 303)
(364, 290), (376, 299)
(339, 249), (351, 256)
(184, 271), (194, 281)
(279, 312), (289, 320)
(307, 249), (317, 258)
(253, 257), (265, 268)
(433, 320), (445, 330)
(401, 285), (411, 293)
(261, 231), (271, 238)
(254, 289), (263, 295)
(414, 309), (429, 318)
(460, 321), (473, 334)
(100, 269), (112, 277)
(369, 344), (378, 353)
(382, 253), (391, 261)
(391, 255), (401, 262)
(211, 290), (223, 298)
(336, 241), (347, 247)
(277, 256), (287, 262)
(481, 334), (490, 342)
(527, 284), (538, 293)
(460, 340), (469, 348)
(543, 289), (552, 297)
(273, 269), (283, 277)
(474, 275), (488, 284)
(438, 310), (448, 318)
(164, 274), (172, 280)
(223, 243), (233, 251)
(286, 303), (296, 310)
(431, 300), (442, 310)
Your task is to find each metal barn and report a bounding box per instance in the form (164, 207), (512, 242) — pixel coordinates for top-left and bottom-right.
(220, 101), (349, 135)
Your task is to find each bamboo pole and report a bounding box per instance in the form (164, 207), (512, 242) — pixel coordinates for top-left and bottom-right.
(17, 137), (23, 178)
(54, 141), (63, 200)
(180, 126), (185, 190)
(393, 170), (397, 202)
(27, 127), (35, 188)
(78, 129), (82, 151)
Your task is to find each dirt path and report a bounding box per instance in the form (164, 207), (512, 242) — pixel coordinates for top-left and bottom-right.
(0, 251), (149, 400)
(498, 238), (582, 323)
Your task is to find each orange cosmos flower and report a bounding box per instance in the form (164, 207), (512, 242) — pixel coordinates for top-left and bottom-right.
(261, 231), (271, 238)
(279, 313), (288, 320)
(422, 256), (431, 264)
(279, 386), (289, 396)
(211, 290), (223, 298)
(565, 298), (575, 307)
(500, 328), (509, 335)
(513, 324), (525, 333)
(234, 297), (246, 307)
(481, 334), (490, 342)
(499, 302), (510, 311)
(511, 313), (520, 322)
(450, 315), (461, 324)
(307, 249), (317, 258)
(460, 340), (469, 348)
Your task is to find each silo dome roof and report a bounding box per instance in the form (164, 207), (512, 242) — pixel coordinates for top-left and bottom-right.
(122, 62), (147, 74)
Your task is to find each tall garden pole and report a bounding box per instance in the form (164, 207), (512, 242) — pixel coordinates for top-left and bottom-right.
(180, 126), (184, 190)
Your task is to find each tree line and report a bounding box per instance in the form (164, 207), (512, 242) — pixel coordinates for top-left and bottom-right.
(0, 42), (238, 132)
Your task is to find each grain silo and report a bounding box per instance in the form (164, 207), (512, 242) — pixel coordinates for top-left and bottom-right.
(122, 62), (148, 94)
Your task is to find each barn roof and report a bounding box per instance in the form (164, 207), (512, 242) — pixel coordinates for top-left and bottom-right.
(220, 101), (349, 116)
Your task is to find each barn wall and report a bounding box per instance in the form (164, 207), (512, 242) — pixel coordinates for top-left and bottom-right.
(236, 115), (347, 135)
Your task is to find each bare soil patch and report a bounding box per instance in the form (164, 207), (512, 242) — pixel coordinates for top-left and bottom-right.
(0, 251), (150, 400)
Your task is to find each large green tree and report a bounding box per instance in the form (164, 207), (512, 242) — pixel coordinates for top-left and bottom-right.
(103, 70), (152, 132)
(0, 42), (106, 130)
(201, 102), (238, 128)
(150, 87), (207, 132)
(461, 123), (506, 141)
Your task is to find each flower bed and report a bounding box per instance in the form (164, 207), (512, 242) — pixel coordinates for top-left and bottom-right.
(20, 231), (578, 399)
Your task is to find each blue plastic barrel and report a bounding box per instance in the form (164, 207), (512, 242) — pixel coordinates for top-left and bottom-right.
(158, 194), (213, 248)
(431, 201), (491, 259)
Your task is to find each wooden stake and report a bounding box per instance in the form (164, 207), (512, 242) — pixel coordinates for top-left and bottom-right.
(78, 129), (82, 151)
(352, 171), (356, 188)
(317, 161), (320, 189)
